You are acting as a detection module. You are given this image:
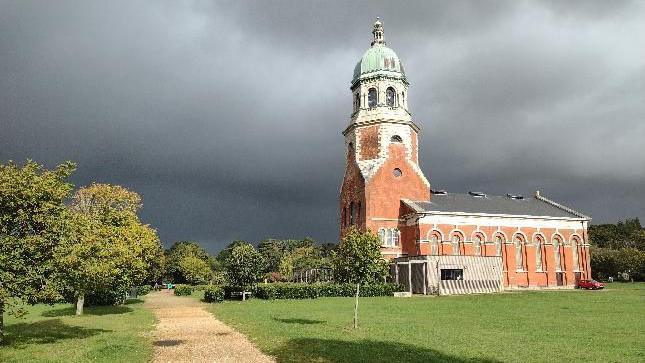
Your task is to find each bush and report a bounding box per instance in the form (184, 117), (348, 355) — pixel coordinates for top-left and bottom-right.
(174, 284), (194, 296)
(191, 284), (210, 291)
(137, 285), (152, 296)
(254, 282), (402, 300)
(203, 285), (225, 303)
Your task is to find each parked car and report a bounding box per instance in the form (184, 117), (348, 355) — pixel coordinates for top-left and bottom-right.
(578, 279), (604, 290)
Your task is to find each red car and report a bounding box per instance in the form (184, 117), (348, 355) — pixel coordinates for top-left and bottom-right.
(578, 279), (604, 290)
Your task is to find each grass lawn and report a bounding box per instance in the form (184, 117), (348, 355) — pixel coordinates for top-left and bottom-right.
(0, 299), (155, 363)
(203, 283), (645, 363)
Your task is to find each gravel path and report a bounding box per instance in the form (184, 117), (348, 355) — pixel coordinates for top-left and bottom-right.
(145, 290), (275, 363)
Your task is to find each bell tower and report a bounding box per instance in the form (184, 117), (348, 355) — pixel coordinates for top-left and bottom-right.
(339, 19), (430, 253)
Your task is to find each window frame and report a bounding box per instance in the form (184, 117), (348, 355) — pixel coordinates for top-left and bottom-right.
(368, 88), (377, 108)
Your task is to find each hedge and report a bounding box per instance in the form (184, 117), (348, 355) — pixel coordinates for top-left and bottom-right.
(174, 284), (194, 296)
(203, 285), (225, 303)
(255, 282), (403, 300)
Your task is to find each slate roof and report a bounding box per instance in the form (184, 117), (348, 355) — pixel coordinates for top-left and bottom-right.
(404, 193), (589, 219)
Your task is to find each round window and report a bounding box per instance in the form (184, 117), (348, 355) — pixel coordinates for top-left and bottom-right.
(393, 168), (402, 177)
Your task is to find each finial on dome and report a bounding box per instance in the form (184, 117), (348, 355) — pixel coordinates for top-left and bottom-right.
(371, 17), (385, 46)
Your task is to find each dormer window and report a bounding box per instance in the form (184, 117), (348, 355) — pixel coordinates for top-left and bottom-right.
(386, 87), (396, 107)
(368, 88), (377, 108)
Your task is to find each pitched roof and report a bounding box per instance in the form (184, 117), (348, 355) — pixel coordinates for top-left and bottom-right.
(404, 192), (590, 220)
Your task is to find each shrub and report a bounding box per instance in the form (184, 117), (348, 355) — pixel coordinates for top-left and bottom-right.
(174, 284), (193, 296)
(203, 285), (225, 303)
(254, 282), (402, 300)
(137, 285), (152, 296)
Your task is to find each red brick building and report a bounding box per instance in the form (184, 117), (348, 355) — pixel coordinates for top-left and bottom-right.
(339, 19), (591, 290)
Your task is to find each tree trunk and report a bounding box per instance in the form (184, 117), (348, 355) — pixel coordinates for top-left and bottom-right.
(353, 283), (360, 329)
(76, 294), (84, 316)
(0, 299), (4, 344)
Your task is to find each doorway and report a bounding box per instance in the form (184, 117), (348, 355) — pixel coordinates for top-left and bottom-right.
(556, 272), (564, 286)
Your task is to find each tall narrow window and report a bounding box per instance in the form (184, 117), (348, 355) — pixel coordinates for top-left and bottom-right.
(386, 87), (396, 107)
(514, 235), (524, 270)
(473, 234), (483, 256)
(553, 237), (562, 271)
(430, 234), (439, 255)
(354, 93), (360, 110)
(452, 234), (462, 255)
(495, 235), (504, 256)
(378, 228), (386, 245)
(368, 88), (377, 108)
(349, 202), (354, 226)
(572, 238), (580, 271)
(392, 229), (399, 247)
(534, 235), (544, 271)
(355, 202), (361, 226)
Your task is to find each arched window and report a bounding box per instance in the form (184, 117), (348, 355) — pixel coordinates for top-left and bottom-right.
(494, 234), (504, 256)
(390, 135), (402, 143)
(401, 91), (405, 106)
(451, 233), (462, 255)
(534, 235), (544, 271)
(514, 235), (525, 271)
(572, 237), (580, 271)
(553, 236), (562, 271)
(473, 234), (484, 256)
(368, 88), (377, 108)
(430, 234), (439, 255)
(386, 87), (396, 107)
(354, 93), (360, 110)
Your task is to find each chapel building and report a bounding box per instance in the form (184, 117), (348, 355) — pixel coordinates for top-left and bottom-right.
(339, 19), (592, 292)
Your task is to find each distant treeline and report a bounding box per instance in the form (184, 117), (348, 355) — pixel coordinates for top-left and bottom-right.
(589, 218), (645, 281)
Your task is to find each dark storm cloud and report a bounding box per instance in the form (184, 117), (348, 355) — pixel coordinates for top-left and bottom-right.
(1, 1), (643, 252)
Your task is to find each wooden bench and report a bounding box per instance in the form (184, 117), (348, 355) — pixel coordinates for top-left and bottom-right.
(230, 291), (252, 301)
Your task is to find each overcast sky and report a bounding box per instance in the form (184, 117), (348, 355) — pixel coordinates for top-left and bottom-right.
(1, 1), (644, 252)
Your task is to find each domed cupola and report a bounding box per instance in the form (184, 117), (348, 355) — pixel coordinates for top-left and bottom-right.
(351, 18), (407, 87)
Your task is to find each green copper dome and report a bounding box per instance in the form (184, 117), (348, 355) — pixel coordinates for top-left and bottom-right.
(351, 19), (406, 86)
(352, 45), (406, 85)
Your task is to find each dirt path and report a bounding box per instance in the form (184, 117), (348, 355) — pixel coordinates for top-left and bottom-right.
(144, 290), (275, 363)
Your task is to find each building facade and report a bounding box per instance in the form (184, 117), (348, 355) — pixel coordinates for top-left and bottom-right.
(339, 19), (592, 290)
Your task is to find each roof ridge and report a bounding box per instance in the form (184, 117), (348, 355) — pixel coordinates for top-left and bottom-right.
(534, 192), (591, 220)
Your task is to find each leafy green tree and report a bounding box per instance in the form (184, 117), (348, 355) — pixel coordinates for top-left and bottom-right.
(258, 239), (285, 273)
(177, 255), (212, 285)
(55, 183), (164, 315)
(332, 227), (388, 328)
(216, 240), (249, 264)
(0, 160), (75, 342)
(225, 242), (265, 289)
(165, 241), (210, 283)
(279, 245), (327, 278)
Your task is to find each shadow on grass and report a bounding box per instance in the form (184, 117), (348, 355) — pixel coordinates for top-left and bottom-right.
(272, 338), (501, 363)
(125, 298), (145, 305)
(4, 319), (111, 347)
(42, 305), (133, 317)
(274, 317), (326, 325)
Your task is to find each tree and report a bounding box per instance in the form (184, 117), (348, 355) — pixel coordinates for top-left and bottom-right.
(224, 242), (265, 289)
(279, 245), (327, 279)
(258, 239), (285, 273)
(332, 227), (388, 328)
(165, 241), (211, 283)
(0, 160), (75, 343)
(55, 183), (164, 315)
(177, 255), (212, 285)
